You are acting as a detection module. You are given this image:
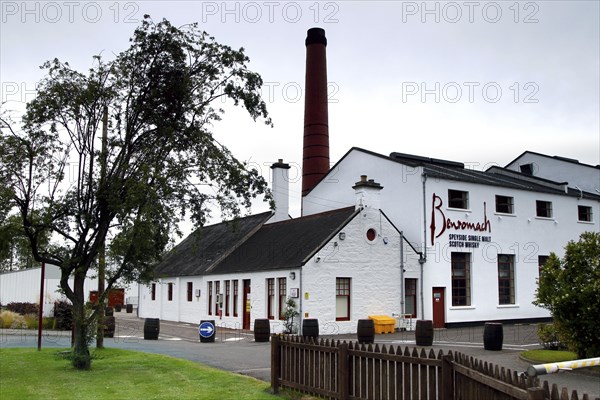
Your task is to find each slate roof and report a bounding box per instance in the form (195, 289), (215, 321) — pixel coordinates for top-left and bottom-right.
(208, 206), (358, 275)
(154, 206), (359, 278)
(309, 147), (600, 200)
(154, 211), (272, 278)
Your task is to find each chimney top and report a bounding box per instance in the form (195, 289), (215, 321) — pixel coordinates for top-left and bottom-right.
(306, 28), (327, 46)
(353, 175), (383, 190)
(271, 159), (291, 170)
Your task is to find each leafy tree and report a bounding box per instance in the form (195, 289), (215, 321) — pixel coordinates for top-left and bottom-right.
(0, 214), (50, 271)
(0, 16), (272, 369)
(534, 231), (600, 358)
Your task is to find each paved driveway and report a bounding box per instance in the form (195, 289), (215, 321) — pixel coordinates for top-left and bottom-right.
(2, 312), (598, 397)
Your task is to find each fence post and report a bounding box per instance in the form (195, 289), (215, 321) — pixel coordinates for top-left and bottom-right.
(338, 342), (349, 400)
(527, 387), (545, 400)
(441, 354), (454, 400)
(271, 334), (280, 394)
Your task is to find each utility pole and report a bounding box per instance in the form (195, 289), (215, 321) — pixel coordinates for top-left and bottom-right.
(96, 105), (108, 349)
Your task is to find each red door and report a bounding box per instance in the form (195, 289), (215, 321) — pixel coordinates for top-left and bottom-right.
(432, 287), (446, 328)
(242, 280), (251, 330)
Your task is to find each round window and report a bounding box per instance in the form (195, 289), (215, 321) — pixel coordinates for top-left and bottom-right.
(366, 228), (377, 241)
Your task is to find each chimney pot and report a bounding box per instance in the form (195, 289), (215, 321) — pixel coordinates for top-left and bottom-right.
(361, 175), (367, 182)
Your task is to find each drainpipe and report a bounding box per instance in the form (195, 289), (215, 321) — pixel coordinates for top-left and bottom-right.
(420, 172), (428, 320)
(400, 231), (405, 315)
(298, 267), (303, 335)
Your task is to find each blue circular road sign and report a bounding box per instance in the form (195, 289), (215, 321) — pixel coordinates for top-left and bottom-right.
(199, 321), (215, 338)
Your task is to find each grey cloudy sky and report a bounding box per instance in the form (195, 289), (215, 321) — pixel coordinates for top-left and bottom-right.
(1, 0), (599, 218)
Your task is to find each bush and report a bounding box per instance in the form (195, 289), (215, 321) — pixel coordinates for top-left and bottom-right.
(42, 317), (55, 329)
(0, 310), (19, 328)
(24, 314), (38, 329)
(53, 300), (73, 330)
(537, 323), (566, 350)
(6, 302), (39, 315)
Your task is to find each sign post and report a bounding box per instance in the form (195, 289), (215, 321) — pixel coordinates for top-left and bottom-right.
(199, 320), (216, 343)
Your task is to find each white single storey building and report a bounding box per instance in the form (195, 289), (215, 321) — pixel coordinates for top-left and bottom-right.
(138, 163), (422, 334)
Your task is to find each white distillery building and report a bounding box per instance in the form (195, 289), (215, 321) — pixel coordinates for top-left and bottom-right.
(0, 265), (138, 316)
(138, 27), (599, 332)
(302, 148), (600, 327)
(138, 164), (422, 334)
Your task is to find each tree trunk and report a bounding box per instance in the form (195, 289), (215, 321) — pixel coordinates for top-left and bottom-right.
(72, 271), (91, 370)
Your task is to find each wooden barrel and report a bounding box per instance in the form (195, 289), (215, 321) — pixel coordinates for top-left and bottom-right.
(126, 304), (133, 313)
(143, 318), (160, 340)
(254, 319), (271, 342)
(302, 319), (319, 340)
(357, 319), (375, 344)
(199, 320), (216, 343)
(483, 322), (503, 351)
(415, 320), (434, 346)
(114, 304), (122, 312)
(103, 316), (115, 338)
(105, 306), (114, 316)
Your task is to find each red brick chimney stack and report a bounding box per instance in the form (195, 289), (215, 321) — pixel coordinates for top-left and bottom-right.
(301, 27), (330, 197)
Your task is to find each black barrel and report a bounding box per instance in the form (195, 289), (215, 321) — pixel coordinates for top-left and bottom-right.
(357, 319), (375, 344)
(483, 322), (503, 351)
(302, 319), (319, 340)
(143, 318), (160, 340)
(199, 320), (216, 343)
(105, 306), (114, 316)
(126, 304), (133, 313)
(415, 320), (434, 346)
(114, 304), (122, 312)
(103, 316), (115, 338)
(254, 319), (271, 342)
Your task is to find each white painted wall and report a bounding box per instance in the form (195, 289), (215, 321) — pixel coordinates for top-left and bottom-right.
(301, 206), (421, 334)
(304, 148), (599, 325)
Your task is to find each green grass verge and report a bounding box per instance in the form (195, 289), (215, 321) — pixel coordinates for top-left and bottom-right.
(521, 349), (577, 363)
(0, 347), (280, 399)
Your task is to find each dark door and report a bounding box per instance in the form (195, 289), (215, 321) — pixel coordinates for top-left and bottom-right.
(432, 287), (445, 328)
(242, 279), (251, 330)
(404, 279), (417, 318)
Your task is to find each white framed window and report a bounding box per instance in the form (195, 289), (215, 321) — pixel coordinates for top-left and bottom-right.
(498, 254), (515, 305)
(578, 205), (593, 222)
(495, 195), (514, 214)
(336, 278), (351, 321)
(536, 200), (552, 218)
(448, 189), (469, 209)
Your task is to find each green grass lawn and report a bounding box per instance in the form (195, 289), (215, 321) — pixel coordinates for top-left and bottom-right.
(521, 349), (578, 363)
(0, 347), (280, 399)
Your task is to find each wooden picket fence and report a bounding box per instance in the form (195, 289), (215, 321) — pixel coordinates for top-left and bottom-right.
(270, 335), (599, 400)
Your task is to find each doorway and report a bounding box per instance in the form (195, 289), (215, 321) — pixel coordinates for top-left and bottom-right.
(404, 279), (417, 318)
(432, 287), (445, 328)
(242, 279), (251, 330)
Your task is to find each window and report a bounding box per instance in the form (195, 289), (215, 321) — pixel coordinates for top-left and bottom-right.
(404, 279), (417, 318)
(520, 163), (534, 175)
(267, 278), (275, 319)
(208, 281), (213, 315)
(187, 282), (193, 302)
(498, 255), (515, 305)
(495, 195), (514, 214)
(536, 200), (553, 218)
(448, 190), (469, 209)
(167, 283), (173, 301)
(578, 205), (593, 222)
(215, 281), (220, 314)
(225, 281), (230, 316)
(538, 255), (549, 277)
(366, 228), (377, 241)
(151, 283), (156, 301)
(336, 278), (351, 321)
(451, 253), (471, 306)
(278, 278), (287, 320)
(233, 280), (238, 317)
